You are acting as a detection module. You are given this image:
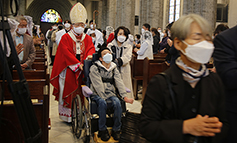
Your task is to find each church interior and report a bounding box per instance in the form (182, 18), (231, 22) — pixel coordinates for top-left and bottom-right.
(0, 0), (237, 143)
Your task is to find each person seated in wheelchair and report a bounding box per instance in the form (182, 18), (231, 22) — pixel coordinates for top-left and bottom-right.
(89, 46), (134, 141)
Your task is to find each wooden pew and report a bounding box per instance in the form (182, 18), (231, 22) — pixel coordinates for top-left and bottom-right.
(35, 57), (46, 62)
(32, 62), (47, 70)
(131, 54), (144, 100)
(3, 79), (47, 101)
(153, 53), (167, 60)
(1, 67), (50, 142)
(13, 70), (46, 80)
(142, 57), (169, 102)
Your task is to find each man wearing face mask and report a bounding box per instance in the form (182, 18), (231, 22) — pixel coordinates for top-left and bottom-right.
(55, 20), (72, 45)
(89, 45), (134, 141)
(51, 24), (64, 65)
(86, 20), (104, 51)
(50, 2), (95, 122)
(12, 16), (36, 69)
(47, 23), (58, 65)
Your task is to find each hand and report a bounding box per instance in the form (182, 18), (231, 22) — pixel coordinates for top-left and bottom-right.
(167, 38), (173, 47)
(134, 48), (139, 53)
(183, 114), (222, 137)
(160, 49), (165, 53)
(16, 44), (24, 55)
(79, 64), (83, 71)
(136, 43), (141, 48)
(21, 63), (28, 70)
(124, 97), (134, 104)
(210, 67), (216, 73)
(87, 55), (92, 60)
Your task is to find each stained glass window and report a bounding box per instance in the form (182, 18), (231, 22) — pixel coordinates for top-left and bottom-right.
(169, 0), (181, 23)
(41, 9), (62, 23)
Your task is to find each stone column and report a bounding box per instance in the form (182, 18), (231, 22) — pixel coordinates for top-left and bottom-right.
(115, 0), (135, 34)
(228, 0), (237, 28)
(98, 0), (108, 30)
(140, 0), (164, 31)
(18, 0), (26, 15)
(183, 0), (217, 30)
(107, 0), (117, 30)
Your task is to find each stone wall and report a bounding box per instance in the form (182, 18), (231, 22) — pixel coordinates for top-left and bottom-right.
(115, 0), (135, 34)
(183, 0), (217, 30)
(140, 0), (164, 32)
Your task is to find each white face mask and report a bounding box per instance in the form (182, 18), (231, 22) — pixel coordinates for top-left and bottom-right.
(181, 40), (214, 64)
(158, 30), (162, 33)
(73, 26), (84, 34)
(168, 30), (171, 37)
(141, 28), (145, 34)
(17, 28), (26, 35)
(90, 24), (96, 29)
(64, 23), (71, 28)
(92, 37), (96, 43)
(52, 26), (58, 30)
(103, 53), (112, 64)
(117, 35), (126, 43)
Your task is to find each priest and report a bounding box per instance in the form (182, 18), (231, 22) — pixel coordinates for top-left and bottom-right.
(50, 2), (95, 122)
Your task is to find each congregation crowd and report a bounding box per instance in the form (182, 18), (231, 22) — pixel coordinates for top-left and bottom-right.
(1, 2), (237, 143)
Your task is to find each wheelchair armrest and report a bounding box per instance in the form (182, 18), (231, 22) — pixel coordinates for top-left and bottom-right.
(82, 86), (93, 98)
(125, 87), (131, 93)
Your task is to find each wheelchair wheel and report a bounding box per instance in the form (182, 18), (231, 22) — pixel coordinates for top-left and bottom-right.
(71, 94), (83, 138)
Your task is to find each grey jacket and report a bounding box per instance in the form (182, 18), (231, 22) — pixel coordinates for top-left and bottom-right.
(13, 33), (36, 68)
(89, 61), (127, 100)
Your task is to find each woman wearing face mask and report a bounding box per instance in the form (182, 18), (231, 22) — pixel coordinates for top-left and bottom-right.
(50, 2), (95, 122)
(107, 26), (134, 99)
(139, 14), (228, 143)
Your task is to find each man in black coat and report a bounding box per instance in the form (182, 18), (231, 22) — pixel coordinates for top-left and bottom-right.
(213, 25), (237, 143)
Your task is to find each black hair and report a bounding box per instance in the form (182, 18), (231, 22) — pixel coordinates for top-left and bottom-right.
(58, 25), (63, 30)
(151, 27), (160, 37)
(164, 29), (169, 37)
(114, 26), (129, 42)
(64, 20), (71, 24)
(98, 43), (110, 58)
(102, 30), (106, 36)
(213, 24), (229, 36)
(143, 23), (151, 31)
(89, 20), (93, 24)
(166, 22), (174, 30)
(135, 34), (140, 39)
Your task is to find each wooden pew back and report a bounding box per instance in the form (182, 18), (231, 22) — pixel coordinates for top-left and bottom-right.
(142, 57), (169, 101)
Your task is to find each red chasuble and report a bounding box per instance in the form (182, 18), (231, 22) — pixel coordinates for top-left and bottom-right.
(50, 32), (95, 108)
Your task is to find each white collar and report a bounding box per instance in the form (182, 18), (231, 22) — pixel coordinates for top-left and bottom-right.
(95, 60), (117, 72)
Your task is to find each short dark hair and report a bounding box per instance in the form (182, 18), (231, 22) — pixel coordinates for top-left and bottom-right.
(143, 23), (151, 31)
(89, 20), (93, 24)
(64, 20), (71, 24)
(135, 34), (140, 39)
(98, 43), (110, 58)
(214, 24), (229, 35)
(114, 26), (129, 42)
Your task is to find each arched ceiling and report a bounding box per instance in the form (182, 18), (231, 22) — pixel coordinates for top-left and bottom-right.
(25, 0), (73, 24)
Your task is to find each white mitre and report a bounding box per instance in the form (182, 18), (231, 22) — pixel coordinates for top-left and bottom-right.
(70, 2), (87, 24)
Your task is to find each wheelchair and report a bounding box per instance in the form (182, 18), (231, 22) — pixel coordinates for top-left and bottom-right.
(71, 53), (129, 142)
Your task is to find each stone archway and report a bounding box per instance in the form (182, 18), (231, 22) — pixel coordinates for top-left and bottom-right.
(25, 0), (73, 24)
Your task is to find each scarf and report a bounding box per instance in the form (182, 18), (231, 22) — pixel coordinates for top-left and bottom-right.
(175, 57), (209, 88)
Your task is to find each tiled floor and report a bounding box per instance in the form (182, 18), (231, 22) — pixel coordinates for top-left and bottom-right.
(48, 66), (143, 143)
